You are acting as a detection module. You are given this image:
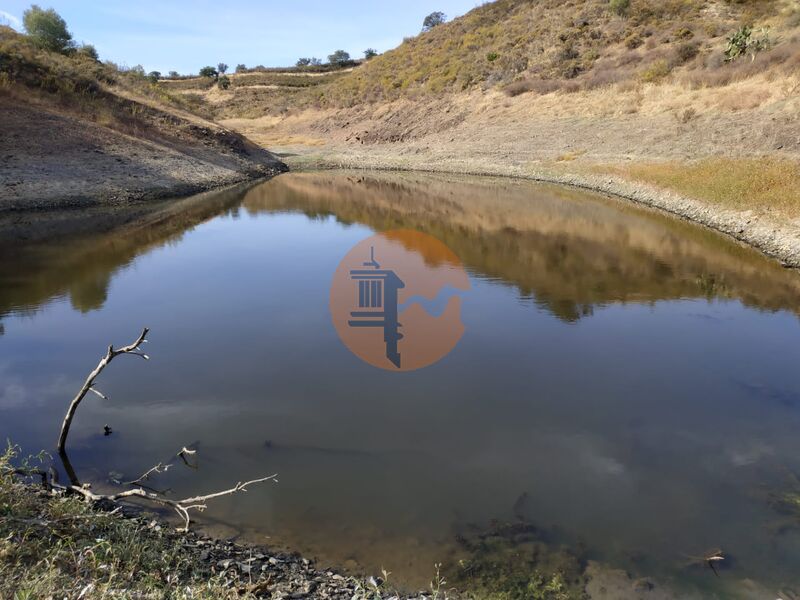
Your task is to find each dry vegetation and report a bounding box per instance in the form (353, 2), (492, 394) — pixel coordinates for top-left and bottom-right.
(0, 25), (210, 122)
(590, 157), (800, 217)
(170, 0), (800, 119)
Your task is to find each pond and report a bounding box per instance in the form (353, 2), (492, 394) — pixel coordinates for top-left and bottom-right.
(2, 171), (800, 597)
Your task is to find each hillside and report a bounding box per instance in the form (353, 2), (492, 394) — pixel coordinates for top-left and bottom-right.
(0, 26), (285, 211)
(175, 0), (799, 118)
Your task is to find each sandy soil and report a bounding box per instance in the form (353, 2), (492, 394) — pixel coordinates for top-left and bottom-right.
(0, 100), (286, 212)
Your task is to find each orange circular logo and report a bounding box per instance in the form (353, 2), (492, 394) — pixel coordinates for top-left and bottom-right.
(330, 230), (470, 371)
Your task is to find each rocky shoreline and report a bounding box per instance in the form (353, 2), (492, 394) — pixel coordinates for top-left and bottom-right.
(122, 511), (428, 600)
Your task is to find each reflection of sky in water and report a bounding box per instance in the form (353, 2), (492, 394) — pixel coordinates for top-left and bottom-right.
(2, 173), (800, 594)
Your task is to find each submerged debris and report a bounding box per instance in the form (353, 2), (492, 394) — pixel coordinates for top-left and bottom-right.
(449, 520), (588, 599)
(683, 548), (725, 577)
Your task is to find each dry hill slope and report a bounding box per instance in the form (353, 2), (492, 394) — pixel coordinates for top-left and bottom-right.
(0, 26), (286, 212)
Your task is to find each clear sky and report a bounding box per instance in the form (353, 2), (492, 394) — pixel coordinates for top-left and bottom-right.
(0, 1), (480, 74)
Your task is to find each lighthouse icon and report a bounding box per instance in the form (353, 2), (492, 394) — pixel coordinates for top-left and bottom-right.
(330, 230), (469, 372)
(347, 247), (405, 368)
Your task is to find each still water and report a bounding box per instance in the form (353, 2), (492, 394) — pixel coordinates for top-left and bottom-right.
(2, 171), (800, 597)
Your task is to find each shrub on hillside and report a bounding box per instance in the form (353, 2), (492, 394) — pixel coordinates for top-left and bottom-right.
(625, 33), (643, 48)
(609, 0), (630, 17)
(422, 11), (447, 31)
(724, 25), (772, 61)
(504, 78), (561, 97)
(639, 59), (671, 82)
(75, 44), (98, 61)
(147, 71), (160, 83)
(235, 63), (247, 73)
(674, 41), (699, 64)
(199, 65), (217, 78)
(22, 5), (73, 54)
(217, 75), (230, 89)
(327, 50), (351, 66)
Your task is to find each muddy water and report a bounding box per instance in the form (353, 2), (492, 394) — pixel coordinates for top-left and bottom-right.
(2, 171), (800, 597)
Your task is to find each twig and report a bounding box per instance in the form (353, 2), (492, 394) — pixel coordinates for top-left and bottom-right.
(57, 327), (149, 453)
(123, 462), (171, 486)
(55, 475), (277, 531)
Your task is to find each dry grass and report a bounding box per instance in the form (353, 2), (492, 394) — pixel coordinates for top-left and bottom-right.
(593, 157), (800, 217)
(0, 25), (212, 123)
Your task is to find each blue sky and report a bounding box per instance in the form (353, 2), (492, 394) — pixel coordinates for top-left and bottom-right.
(0, 1), (480, 73)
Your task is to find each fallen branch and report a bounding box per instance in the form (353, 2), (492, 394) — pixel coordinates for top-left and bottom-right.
(56, 475), (277, 531)
(50, 327), (278, 532)
(57, 327), (150, 453)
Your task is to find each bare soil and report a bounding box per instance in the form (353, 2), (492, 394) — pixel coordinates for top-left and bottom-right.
(0, 99), (286, 212)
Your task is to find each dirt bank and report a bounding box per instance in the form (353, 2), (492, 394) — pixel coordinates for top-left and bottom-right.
(0, 100), (286, 212)
(279, 147), (800, 269)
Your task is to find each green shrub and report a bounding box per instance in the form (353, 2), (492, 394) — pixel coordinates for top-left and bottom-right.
(487, 51), (499, 62)
(724, 25), (772, 61)
(217, 74), (230, 90)
(22, 5), (73, 54)
(199, 65), (217, 78)
(422, 11), (447, 31)
(609, 0), (631, 17)
(327, 49), (351, 66)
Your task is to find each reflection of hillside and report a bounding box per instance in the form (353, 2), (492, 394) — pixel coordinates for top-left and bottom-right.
(242, 172), (800, 321)
(0, 183), (252, 319)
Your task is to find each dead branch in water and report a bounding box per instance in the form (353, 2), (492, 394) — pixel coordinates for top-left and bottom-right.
(53, 475), (277, 531)
(47, 327), (278, 531)
(57, 327), (150, 453)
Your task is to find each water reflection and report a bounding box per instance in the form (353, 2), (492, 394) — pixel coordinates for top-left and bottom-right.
(0, 181), (252, 320)
(242, 172), (800, 322)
